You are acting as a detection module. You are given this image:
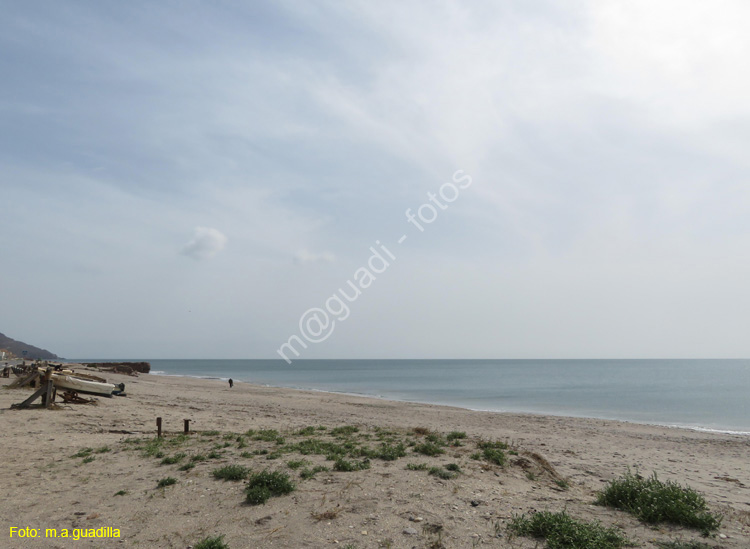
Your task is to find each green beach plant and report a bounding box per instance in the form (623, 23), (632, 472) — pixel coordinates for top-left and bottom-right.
(508, 510), (631, 549)
(194, 534), (229, 549)
(212, 465), (251, 481)
(595, 472), (722, 534)
(244, 470), (295, 505)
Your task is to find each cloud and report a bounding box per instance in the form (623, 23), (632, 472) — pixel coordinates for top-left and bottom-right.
(180, 227), (227, 260)
(293, 249), (336, 265)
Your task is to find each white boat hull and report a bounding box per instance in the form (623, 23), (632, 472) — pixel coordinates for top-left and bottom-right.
(51, 375), (118, 397)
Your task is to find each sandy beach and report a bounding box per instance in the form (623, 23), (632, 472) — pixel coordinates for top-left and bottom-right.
(1, 367), (748, 548)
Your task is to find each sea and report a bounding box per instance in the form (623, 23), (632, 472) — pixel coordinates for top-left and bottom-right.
(73, 359), (750, 435)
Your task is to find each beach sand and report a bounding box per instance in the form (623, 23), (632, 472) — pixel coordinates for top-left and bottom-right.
(1, 367), (748, 548)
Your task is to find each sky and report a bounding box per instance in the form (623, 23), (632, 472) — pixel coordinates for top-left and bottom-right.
(2, 0), (750, 360)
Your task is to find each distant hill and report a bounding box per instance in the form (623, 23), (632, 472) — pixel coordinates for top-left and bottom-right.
(0, 332), (58, 360)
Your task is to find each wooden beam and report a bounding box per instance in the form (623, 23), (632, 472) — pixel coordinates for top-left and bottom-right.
(11, 384), (48, 409)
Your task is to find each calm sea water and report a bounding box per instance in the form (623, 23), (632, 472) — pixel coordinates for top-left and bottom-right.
(77, 359), (750, 434)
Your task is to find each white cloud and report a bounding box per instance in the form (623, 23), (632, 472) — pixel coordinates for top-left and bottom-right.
(293, 249), (336, 265)
(180, 227), (227, 260)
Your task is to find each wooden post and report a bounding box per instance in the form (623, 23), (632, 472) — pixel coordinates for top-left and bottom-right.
(156, 417), (162, 438)
(44, 380), (54, 409)
(183, 419), (190, 434)
(41, 367), (53, 406)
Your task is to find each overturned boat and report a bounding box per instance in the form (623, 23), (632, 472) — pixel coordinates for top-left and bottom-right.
(50, 374), (125, 397)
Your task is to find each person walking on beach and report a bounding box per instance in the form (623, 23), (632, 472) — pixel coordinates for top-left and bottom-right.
(228, 378), (233, 388)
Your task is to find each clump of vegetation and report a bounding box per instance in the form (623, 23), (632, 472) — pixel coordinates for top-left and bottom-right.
(95, 446), (111, 454)
(212, 465), (251, 481)
(331, 425), (359, 437)
(114, 490), (127, 496)
(179, 462), (195, 471)
(81, 456), (95, 464)
(333, 458), (371, 472)
(445, 463), (461, 472)
(194, 534), (229, 549)
(428, 466), (457, 480)
(406, 463), (428, 471)
(446, 431), (467, 441)
(413, 442), (445, 457)
(207, 450), (223, 459)
(253, 429), (284, 444)
(555, 479), (570, 490)
(160, 453), (187, 465)
(476, 440), (508, 466)
(286, 460), (307, 470)
(595, 472), (722, 534)
(157, 477), (178, 488)
(191, 454), (207, 462)
(201, 430), (221, 437)
(413, 427), (431, 436)
(367, 442), (406, 461)
(141, 438), (165, 458)
(72, 448), (93, 458)
(655, 542), (716, 549)
(245, 470), (295, 505)
(508, 511), (631, 549)
(300, 465), (329, 480)
(296, 426), (317, 436)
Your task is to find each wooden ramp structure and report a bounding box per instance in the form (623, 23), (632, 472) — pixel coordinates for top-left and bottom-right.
(10, 367), (56, 409)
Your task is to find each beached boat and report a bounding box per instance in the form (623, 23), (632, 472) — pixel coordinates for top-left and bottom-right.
(50, 374), (123, 397)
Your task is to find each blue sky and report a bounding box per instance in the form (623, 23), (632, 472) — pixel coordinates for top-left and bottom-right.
(2, 1), (750, 359)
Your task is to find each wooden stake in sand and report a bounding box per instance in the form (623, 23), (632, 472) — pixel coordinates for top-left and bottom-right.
(157, 417), (163, 438)
(183, 419), (190, 434)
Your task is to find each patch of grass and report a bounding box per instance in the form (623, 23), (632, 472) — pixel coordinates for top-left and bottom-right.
(333, 458), (371, 472)
(508, 510), (631, 549)
(191, 454), (207, 462)
(286, 438), (347, 459)
(253, 429), (283, 443)
(72, 448), (93, 458)
(428, 466), (457, 480)
(331, 425), (359, 437)
(296, 426), (317, 436)
(114, 490), (127, 496)
(201, 430), (221, 436)
(413, 427), (431, 436)
(81, 456), (95, 464)
(300, 465), (329, 480)
(167, 433), (190, 446)
(366, 442), (406, 461)
(445, 463), (461, 472)
(596, 472), (722, 534)
(654, 542), (716, 549)
(95, 446), (111, 454)
(194, 534), (229, 549)
(413, 442), (445, 457)
(244, 470), (295, 505)
(478, 445), (506, 466)
(470, 452), (482, 460)
(179, 462), (195, 471)
(425, 433), (446, 446)
(160, 453), (187, 465)
(555, 479), (570, 490)
(212, 464), (251, 481)
(240, 452), (254, 458)
(236, 436), (247, 449)
(526, 471), (537, 481)
(265, 451), (282, 460)
(157, 477), (178, 488)
(141, 438), (165, 458)
(207, 450), (223, 459)
(446, 431), (467, 441)
(286, 459), (307, 470)
(406, 463), (428, 471)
